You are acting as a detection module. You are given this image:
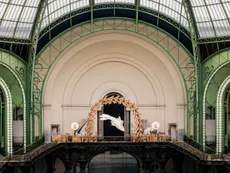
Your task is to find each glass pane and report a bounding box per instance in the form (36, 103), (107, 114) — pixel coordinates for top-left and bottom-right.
(14, 22), (33, 38)
(19, 7), (37, 23)
(0, 20), (17, 37)
(197, 22), (215, 38)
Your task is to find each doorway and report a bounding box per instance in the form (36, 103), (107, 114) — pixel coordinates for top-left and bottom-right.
(104, 103), (124, 137)
(169, 124), (177, 140)
(97, 93), (130, 139)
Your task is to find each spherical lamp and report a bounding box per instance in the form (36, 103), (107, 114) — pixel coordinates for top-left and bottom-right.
(152, 122), (160, 130)
(71, 122), (79, 130)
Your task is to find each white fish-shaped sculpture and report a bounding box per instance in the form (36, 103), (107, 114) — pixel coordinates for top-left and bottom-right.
(100, 114), (125, 132)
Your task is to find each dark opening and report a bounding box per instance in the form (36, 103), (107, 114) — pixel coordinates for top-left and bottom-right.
(89, 151), (138, 173)
(103, 103), (124, 137)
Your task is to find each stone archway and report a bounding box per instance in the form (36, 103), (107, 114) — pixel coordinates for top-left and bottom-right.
(86, 95), (143, 136)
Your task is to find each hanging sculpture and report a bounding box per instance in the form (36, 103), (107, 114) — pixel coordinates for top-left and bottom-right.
(86, 95), (143, 136)
(100, 113), (125, 132)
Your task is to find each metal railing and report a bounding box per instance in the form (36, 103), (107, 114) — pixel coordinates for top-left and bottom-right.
(13, 136), (44, 155)
(183, 136), (216, 154)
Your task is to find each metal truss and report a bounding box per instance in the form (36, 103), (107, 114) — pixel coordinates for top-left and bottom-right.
(29, 0), (48, 142)
(198, 36), (230, 44)
(182, 0), (200, 141)
(202, 49), (230, 153)
(32, 18), (195, 139)
(0, 38), (32, 45)
(0, 1), (229, 44)
(0, 49), (27, 153)
(37, 3), (191, 43)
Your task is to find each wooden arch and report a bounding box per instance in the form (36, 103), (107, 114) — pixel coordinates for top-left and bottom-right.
(86, 95), (143, 136)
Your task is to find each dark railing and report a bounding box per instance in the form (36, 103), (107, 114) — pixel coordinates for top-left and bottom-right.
(183, 136), (216, 154)
(13, 136), (44, 155)
(0, 147), (7, 156)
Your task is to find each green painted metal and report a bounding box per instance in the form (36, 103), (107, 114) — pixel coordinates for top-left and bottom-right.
(182, 0), (200, 141)
(38, 4), (191, 43)
(216, 75), (230, 153)
(26, 65), (31, 145)
(0, 89), (3, 147)
(203, 49), (230, 84)
(0, 49), (26, 87)
(30, 0), (49, 142)
(0, 65), (23, 108)
(0, 77), (12, 155)
(0, 2), (230, 44)
(0, 50), (27, 151)
(202, 49), (230, 147)
(224, 87), (230, 148)
(32, 18), (195, 138)
(224, 88), (230, 149)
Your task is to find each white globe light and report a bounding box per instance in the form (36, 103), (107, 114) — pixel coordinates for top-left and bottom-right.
(152, 122), (160, 130)
(71, 122), (79, 130)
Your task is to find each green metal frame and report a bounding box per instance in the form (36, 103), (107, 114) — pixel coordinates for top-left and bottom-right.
(0, 1), (230, 44)
(224, 87), (230, 149)
(182, 0), (201, 141)
(0, 50), (27, 152)
(216, 75), (230, 153)
(32, 18), (195, 139)
(202, 49), (230, 147)
(0, 89), (3, 148)
(37, 1), (191, 42)
(0, 49), (26, 86)
(0, 77), (12, 155)
(29, 0), (48, 142)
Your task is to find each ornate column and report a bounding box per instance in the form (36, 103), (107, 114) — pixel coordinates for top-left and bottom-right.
(78, 161), (87, 173)
(156, 148), (168, 173)
(142, 148), (154, 173)
(64, 162), (72, 173)
(158, 158), (166, 173)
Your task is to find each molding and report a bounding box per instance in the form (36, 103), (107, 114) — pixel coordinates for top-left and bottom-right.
(61, 104), (166, 108)
(138, 104), (166, 108)
(176, 104), (186, 107)
(42, 104), (52, 107)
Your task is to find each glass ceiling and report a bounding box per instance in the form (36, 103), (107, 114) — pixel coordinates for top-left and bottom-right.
(0, 0), (229, 40)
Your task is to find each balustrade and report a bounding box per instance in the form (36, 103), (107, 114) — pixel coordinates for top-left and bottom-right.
(52, 134), (169, 143)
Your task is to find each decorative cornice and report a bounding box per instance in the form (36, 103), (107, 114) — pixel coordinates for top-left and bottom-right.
(43, 104), (52, 107)
(176, 104), (186, 107)
(61, 104), (167, 108)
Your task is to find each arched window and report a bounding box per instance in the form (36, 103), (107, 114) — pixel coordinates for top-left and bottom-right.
(97, 92), (130, 140)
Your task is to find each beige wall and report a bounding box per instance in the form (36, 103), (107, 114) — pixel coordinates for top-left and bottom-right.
(41, 31), (187, 135)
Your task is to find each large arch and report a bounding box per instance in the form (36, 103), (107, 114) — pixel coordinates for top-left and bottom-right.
(0, 77), (12, 155)
(202, 48), (230, 147)
(216, 75), (230, 153)
(33, 19), (194, 138)
(0, 63), (27, 151)
(0, 49), (27, 150)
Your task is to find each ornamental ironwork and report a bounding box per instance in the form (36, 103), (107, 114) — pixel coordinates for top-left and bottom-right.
(86, 96), (143, 136)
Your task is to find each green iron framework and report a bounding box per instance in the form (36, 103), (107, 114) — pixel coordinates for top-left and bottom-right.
(2, 0), (220, 145)
(0, 50), (27, 154)
(31, 18), (195, 140)
(202, 49), (230, 153)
